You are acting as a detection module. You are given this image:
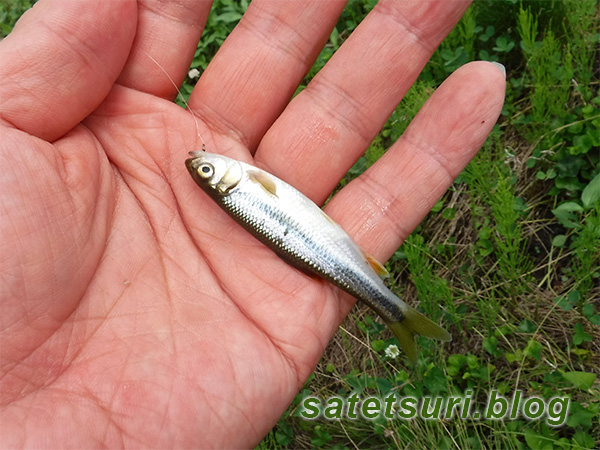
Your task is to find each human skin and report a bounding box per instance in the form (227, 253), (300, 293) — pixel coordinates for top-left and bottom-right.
(0, 0), (505, 448)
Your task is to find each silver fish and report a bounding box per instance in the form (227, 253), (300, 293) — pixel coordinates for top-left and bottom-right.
(185, 151), (451, 362)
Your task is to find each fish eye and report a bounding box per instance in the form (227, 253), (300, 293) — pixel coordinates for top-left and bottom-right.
(198, 163), (214, 178)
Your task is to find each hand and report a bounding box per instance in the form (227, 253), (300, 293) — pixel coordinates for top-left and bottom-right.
(0, 0), (505, 447)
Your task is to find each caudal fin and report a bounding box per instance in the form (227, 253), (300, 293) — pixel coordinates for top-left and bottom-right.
(386, 307), (451, 363)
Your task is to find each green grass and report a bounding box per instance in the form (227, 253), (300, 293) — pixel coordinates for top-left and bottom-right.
(261, 1), (600, 449)
(3, 0), (598, 449)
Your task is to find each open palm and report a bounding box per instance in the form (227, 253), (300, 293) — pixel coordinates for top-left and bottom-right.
(0, 0), (504, 447)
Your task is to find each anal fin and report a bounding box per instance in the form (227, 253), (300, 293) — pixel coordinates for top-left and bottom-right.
(361, 249), (390, 280)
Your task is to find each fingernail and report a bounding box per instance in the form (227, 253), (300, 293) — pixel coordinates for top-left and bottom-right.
(490, 61), (506, 79)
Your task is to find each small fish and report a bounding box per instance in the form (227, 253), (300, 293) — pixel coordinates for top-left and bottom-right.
(185, 151), (451, 362)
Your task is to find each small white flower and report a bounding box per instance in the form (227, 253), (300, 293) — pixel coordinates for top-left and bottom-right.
(188, 68), (200, 79)
(385, 344), (400, 359)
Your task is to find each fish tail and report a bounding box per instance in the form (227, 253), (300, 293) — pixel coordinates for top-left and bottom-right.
(385, 306), (452, 364)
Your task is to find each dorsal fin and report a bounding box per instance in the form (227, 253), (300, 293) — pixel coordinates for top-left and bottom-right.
(248, 170), (278, 197)
(361, 249), (390, 280)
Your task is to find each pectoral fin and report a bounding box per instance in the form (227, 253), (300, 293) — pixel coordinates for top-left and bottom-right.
(217, 164), (243, 194)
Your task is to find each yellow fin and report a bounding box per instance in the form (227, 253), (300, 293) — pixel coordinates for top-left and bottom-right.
(320, 210), (339, 226)
(248, 170), (278, 197)
(216, 165), (242, 194)
(361, 250), (389, 280)
(385, 307), (451, 364)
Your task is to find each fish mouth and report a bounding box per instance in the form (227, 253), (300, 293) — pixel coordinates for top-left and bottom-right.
(185, 150), (207, 173)
(185, 157), (198, 176)
(185, 156), (208, 186)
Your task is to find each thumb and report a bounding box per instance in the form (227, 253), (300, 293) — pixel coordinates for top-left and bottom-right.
(0, 0), (137, 141)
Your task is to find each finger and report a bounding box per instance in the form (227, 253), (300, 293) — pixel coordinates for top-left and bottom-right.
(189, 0), (346, 152)
(0, 0), (136, 142)
(116, 0), (212, 99)
(326, 61), (506, 261)
(255, 0), (471, 203)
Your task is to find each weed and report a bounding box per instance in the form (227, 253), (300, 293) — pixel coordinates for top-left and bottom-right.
(3, 1), (599, 449)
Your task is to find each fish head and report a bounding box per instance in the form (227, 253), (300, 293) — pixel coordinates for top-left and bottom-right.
(185, 151), (243, 195)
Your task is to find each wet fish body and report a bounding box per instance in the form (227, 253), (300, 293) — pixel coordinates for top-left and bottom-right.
(185, 151), (451, 362)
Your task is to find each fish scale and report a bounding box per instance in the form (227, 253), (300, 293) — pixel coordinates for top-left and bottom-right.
(186, 151), (451, 362)
(223, 181), (376, 299)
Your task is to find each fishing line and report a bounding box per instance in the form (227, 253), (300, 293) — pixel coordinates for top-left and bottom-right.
(144, 51), (206, 152)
